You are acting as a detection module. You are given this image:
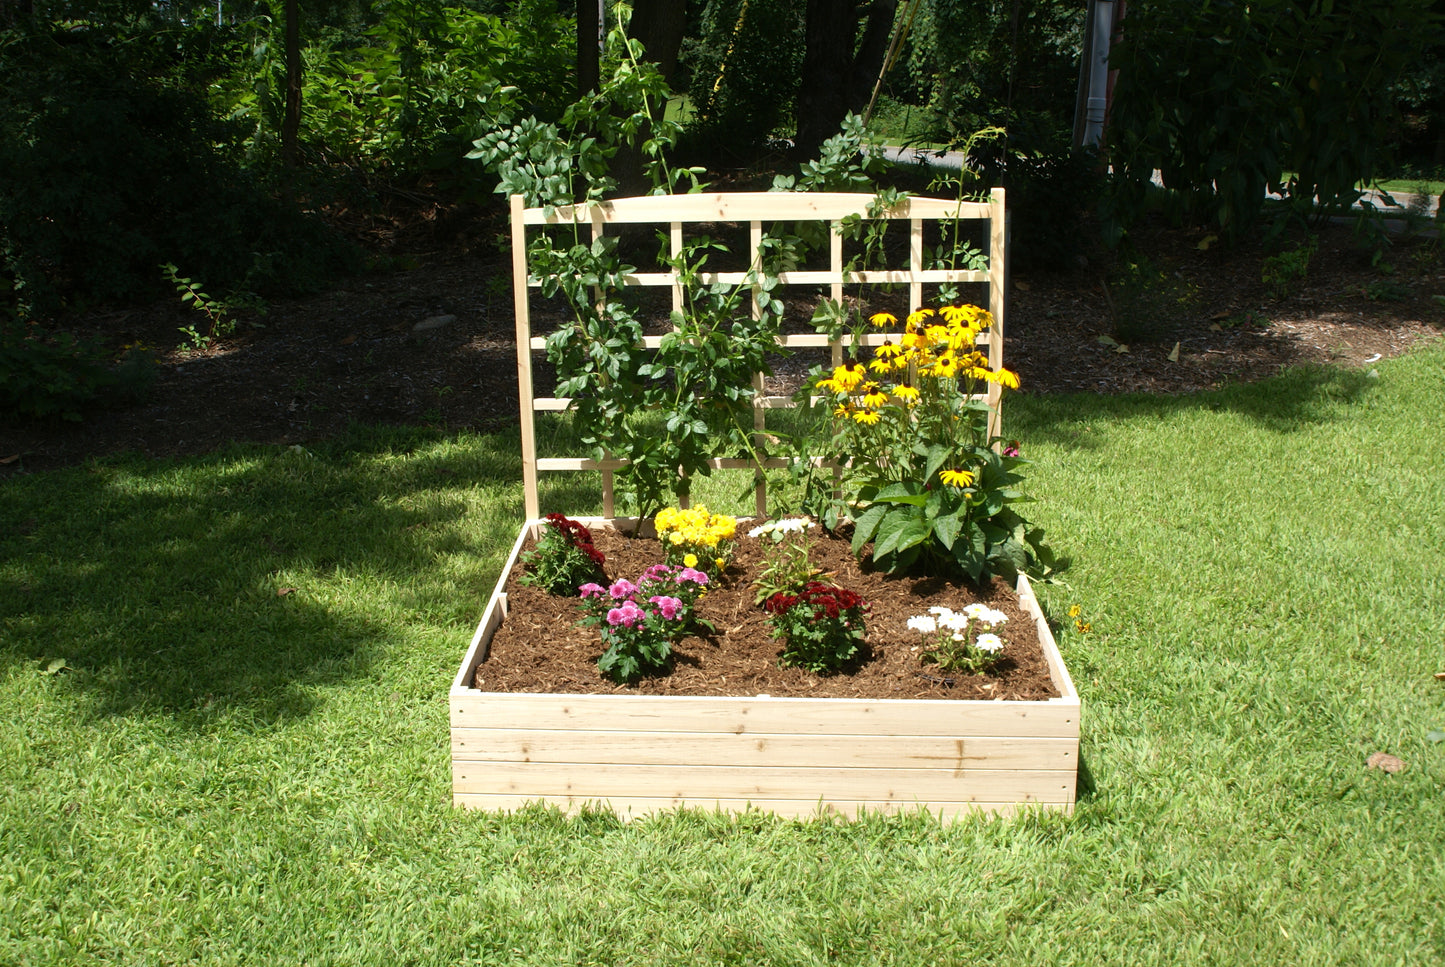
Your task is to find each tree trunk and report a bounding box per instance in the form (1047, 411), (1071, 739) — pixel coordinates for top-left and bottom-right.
(795, 0), (898, 161)
(610, 0), (690, 199)
(626, 0), (688, 84)
(577, 0), (600, 95)
(281, 0), (302, 166)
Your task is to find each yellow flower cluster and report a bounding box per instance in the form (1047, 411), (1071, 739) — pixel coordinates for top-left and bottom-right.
(655, 504), (737, 573)
(817, 304), (1020, 427)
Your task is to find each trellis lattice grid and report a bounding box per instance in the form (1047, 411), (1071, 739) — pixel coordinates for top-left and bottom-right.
(509, 189), (1008, 520)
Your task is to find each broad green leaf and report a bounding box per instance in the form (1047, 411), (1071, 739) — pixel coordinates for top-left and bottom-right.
(850, 503), (890, 554)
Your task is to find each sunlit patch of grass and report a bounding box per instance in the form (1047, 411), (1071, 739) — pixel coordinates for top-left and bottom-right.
(2, 345), (1444, 964)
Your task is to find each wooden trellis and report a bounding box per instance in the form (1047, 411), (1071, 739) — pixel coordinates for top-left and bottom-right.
(510, 189), (1008, 520)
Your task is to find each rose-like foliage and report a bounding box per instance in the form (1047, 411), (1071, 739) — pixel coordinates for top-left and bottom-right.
(765, 581), (868, 674)
(518, 514), (606, 596)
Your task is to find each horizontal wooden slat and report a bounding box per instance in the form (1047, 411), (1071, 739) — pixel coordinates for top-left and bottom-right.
(527, 331), (993, 351)
(453, 761), (1075, 803)
(523, 192), (992, 225)
(529, 269), (988, 288)
(452, 729), (1075, 771)
(452, 691), (1079, 738)
(535, 456), (800, 472)
(451, 793), (1056, 821)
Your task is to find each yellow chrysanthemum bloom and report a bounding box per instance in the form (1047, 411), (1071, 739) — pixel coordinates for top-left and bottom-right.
(683, 553), (698, 567)
(939, 468), (974, 488)
(869, 311), (898, 328)
(669, 531), (685, 545)
(852, 409), (881, 425)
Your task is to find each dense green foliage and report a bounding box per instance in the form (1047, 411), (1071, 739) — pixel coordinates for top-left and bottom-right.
(678, 0), (805, 159)
(0, 20), (357, 317)
(1106, 0), (1442, 240)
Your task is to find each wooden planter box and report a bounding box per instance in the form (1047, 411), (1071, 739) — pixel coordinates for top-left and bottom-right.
(451, 519), (1080, 822)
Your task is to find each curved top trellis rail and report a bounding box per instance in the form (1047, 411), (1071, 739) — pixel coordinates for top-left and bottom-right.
(509, 189), (1008, 520)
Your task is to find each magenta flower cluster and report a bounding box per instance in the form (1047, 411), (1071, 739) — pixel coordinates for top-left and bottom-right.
(577, 565), (711, 683)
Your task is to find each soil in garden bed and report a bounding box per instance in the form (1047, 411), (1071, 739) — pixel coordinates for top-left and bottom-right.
(473, 526), (1060, 701)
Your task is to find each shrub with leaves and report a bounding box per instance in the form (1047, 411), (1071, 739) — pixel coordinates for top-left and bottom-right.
(764, 582), (868, 674)
(748, 518), (823, 605)
(518, 513), (606, 596)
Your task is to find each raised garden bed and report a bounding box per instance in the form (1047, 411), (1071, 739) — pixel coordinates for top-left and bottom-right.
(450, 518), (1080, 821)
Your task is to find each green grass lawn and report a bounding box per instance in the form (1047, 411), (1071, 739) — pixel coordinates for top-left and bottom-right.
(3, 342), (1444, 964)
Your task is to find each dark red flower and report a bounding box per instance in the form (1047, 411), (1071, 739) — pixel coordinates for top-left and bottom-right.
(764, 592), (798, 615)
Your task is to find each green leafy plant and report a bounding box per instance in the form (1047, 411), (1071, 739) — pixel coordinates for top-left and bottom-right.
(0, 318), (118, 421)
(518, 513), (607, 596)
(810, 305), (1056, 582)
(908, 604), (1009, 675)
(763, 582), (868, 674)
(1262, 236), (1317, 300)
(162, 263), (235, 351)
(748, 518), (824, 605)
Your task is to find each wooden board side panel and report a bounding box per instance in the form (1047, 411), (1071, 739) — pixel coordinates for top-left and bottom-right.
(452, 729), (1077, 771)
(452, 793), (1065, 821)
(452, 691), (1078, 738)
(452, 762), (1075, 804)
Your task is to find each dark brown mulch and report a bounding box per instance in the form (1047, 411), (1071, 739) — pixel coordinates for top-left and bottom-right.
(473, 525), (1059, 702)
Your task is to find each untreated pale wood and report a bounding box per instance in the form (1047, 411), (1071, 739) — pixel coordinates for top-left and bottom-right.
(452, 729), (1076, 771)
(451, 793), (1042, 821)
(522, 192), (994, 225)
(511, 189), (1008, 519)
(452, 689), (1079, 739)
(453, 763), (1074, 804)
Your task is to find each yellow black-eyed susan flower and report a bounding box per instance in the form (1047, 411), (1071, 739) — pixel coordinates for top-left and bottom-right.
(939, 468), (974, 488)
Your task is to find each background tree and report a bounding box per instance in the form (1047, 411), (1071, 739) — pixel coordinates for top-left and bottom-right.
(794, 0), (897, 160)
(1104, 0), (1443, 241)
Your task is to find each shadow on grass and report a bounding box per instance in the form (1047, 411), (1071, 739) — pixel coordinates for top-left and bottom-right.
(1009, 362), (1382, 450)
(0, 426), (528, 727)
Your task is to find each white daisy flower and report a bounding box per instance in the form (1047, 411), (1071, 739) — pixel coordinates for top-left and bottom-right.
(975, 633), (1004, 653)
